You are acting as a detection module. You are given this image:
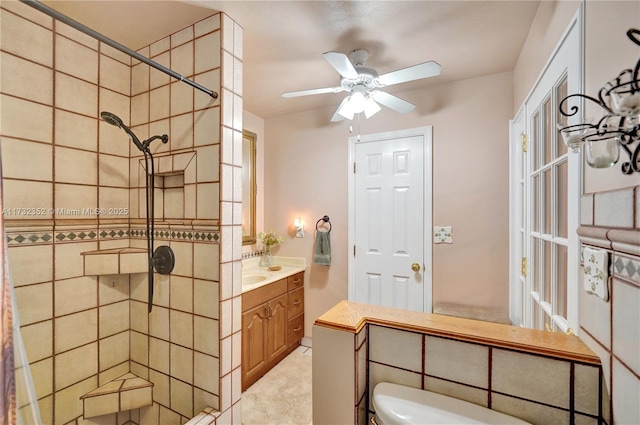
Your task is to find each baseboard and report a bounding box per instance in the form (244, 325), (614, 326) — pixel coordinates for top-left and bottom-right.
(301, 336), (312, 348)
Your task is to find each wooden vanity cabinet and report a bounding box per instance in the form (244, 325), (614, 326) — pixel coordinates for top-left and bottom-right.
(241, 272), (305, 390)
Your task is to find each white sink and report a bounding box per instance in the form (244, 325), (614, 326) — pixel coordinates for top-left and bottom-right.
(242, 273), (267, 285)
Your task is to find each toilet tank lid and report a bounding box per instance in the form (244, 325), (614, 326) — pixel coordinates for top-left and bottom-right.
(372, 383), (531, 425)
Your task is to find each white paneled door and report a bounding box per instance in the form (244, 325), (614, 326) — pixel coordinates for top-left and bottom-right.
(349, 127), (432, 312)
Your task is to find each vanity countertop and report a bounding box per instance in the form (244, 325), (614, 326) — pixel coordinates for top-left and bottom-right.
(241, 256), (306, 293)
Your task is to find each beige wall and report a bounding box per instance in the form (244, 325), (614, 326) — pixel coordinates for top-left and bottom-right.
(265, 71), (514, 337)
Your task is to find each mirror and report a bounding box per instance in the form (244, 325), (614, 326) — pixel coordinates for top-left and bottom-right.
(242, 130), (257, 245)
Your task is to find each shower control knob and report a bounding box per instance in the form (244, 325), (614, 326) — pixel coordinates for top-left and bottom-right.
(411, 262), (421, 272)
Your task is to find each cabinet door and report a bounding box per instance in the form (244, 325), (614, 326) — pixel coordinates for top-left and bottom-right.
(266, 293), (288, 363)
(242, 304), (268, 385)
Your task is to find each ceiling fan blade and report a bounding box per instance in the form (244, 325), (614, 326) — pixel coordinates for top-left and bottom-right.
(377, 61), (441, 86)
(323, 51), (359, 79)
(371, 91), (416, 113)
(330, 96), (350, 122)
(282, 86), (344, 98)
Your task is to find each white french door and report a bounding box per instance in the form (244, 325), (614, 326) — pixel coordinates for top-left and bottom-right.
(348, 127), (433, 312)
(510, 9), (582, 333)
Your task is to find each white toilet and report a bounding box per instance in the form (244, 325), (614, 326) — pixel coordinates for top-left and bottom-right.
(372, 382), (531, 425)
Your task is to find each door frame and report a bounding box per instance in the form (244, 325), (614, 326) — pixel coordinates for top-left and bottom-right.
(347, 126), (433, 312)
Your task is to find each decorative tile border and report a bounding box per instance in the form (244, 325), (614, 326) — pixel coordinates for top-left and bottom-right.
(613, 254), (640, 286)
(6, 231), (54, 245)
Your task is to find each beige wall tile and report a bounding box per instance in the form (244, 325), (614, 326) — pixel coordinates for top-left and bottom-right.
(171, 41), (194, 78)
(170, 344), (193, 384)
(196, 183), (220, 220)
(194, 316), (218, 357)
(100, 54), (131, 95)
(170, 310), (193, 348)
(196, 145), (220, 183)
(84, 392), (119, 418)
(612, 359), (640, 425)
(20, 320), (53, 364)
(2, 137), (53, 181)
(99, 274), (130, 305)
(170, 112), (194, 150)
(54, 378), (96, 424)
(15, 282), (53, 326)
(425, 376), (488, 408)
(99, 331), (129, 371)
(170, 378), (193, 418)
(594, 188), (634, 228)
(55, 146), (97, 185)
(574, 364), (600, 416)
(99, 300), (129, 338)
(164, 188), (184, 218)
(55, 35), (98, 83)
(194, 70), (221, 112)
(149, 306), (169, 341)
(54, 342), (97, 390)
(55, 309), (97, 354)
(148, 119), (170, 155)
(492, 349), (570, 409)
(99, 187), (130, 217)
(149, 369), (170, 406)
(579, 281), (611, 349)
(491, 393), (569, 425)
(131, 93), (150, 127)
(612, 279), (640, 375)
(130, 300), (148, 334)
(222, 51), (233, 91)
(233, 58), (243, 97)
(194, 387), (219, 413)
(54, 241), (97, 280)
(55, 276), (97, 316)
(130, 330), (148, 367)
(195, 32), (220, 74)
(150, 52), (170, 89)
(99, 154), (130, 188)
(56, 109), (97, 151)
(172, 26), (194, 48)
(152, 274), (170, 308)
(195, 14), (220, 37)
(170, 276), (193, 312)
(55, 72), (97, 116)
(149, 86), (170, 122)
(1, 52), (53, 105)
(194, 107), (221, 147)
(54, 183), (97, 219)
(0, 95), (53, 143)
(193, 243), (219, 281)
(369, 326), (422, 373)
(194, 279), (219, 319)
(221, 89), (233, 129)
(130, 273), (148, 303)
(194, 352), (219, 394)
(221, 14), (234, 54)
(169, 241), (193, 277)
(149, 337), (170, 374)
(29, 358), (53, 400)
(424, 336), (489, 388)
(121, 386), (152, 411)
(132, 62), (150, 96)
(0, 11), (53, 66)
(171, 80), (194, 117)
(56, 21), (97, 50)
(100, 43), (130, 64)
(8, 245), (53, 286)
(368, 362), (422, 411)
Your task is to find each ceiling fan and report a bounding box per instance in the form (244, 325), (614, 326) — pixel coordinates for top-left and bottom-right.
(282, 49), (441, 122)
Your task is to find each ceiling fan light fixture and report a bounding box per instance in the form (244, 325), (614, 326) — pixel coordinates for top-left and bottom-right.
(364, 97), (381, 118)
(338, 96), (356, 120)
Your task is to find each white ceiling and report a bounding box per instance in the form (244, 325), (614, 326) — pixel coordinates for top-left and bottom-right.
(41, 0), (541, 119)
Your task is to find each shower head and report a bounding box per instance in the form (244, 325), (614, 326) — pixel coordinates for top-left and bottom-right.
(100, 111), (145, 152)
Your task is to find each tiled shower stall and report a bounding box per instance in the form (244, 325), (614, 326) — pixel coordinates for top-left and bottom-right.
(0, 1), (243, 423)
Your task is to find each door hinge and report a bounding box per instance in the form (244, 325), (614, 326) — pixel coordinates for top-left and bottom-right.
(521, 133), (528, 152)
(521, 257), (527, 277)
(353, 245), (356, 257)
(353, 162), (356, 173)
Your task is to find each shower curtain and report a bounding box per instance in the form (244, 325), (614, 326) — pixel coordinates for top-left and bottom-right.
(0, 142), (41, 425)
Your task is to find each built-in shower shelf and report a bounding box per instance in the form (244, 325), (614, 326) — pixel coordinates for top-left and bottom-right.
(81, 372), (153, 418)
(81, 247), (148, 275)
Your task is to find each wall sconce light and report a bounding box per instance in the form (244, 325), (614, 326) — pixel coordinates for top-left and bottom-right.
(558, 28), (640, 174)
(293, 217), (304, 238)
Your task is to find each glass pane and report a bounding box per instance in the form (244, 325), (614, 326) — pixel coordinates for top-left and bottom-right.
(533, 111), (540, 169)
(544, 312), (553, 332)
(556, 244), (568, 318)
(533, 303), (540, 330)
(543, 240), (552, 304)
(520, 181), (525, 229)
(557, 161), (568, 238)
(532, 237), (540, 293)
(556, 77), (568, 157)
(543, 169), (552, 235)
(543, 97), (553, 165)
(533, 175), (539, 232)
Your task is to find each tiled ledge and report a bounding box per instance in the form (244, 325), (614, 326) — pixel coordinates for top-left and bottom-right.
(185, 406), (219, 424)
(315, 300), (601, 365)
(81, 247), (147, 275)
(577, 225), (640, 256)
(81, 373), (153, 418)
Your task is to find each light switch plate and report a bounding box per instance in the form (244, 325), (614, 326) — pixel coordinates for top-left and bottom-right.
(434, 226), (452, 244)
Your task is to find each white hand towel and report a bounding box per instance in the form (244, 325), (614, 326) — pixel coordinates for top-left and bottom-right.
(582, 246), (609, 301)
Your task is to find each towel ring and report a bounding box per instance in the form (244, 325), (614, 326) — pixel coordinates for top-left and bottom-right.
(315, 215), (331, 233)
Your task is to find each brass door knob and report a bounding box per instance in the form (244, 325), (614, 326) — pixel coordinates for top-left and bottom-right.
(411, 263), (421, 272)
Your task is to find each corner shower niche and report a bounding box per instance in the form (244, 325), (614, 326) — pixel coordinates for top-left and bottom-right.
(81, 152), (196, 276)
